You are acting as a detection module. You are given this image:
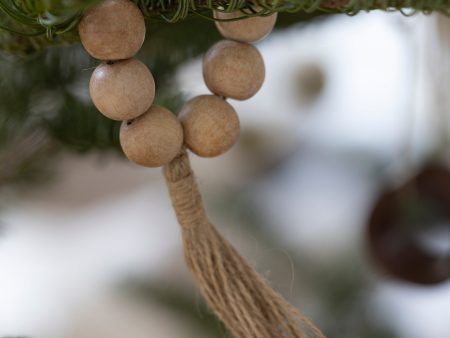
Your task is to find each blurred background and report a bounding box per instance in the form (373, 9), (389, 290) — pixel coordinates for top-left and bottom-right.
(1, 9), (450, 338)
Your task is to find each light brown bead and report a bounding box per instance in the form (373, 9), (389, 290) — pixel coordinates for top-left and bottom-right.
(179, 95), (240, 157)
(78, 0), (145, 60)
(120, 105), (183, 167)
(203, 40), (265, 100)
(214, 10), (277, 43)
(90, 58), (155, 121)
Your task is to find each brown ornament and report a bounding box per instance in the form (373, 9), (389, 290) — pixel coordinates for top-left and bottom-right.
(179, 95), (240, 157)
(78, 0), (145, 60)
(203, 40), (265, 100)
(120, 105), (183, 167)
(368, 165), (450, 285)
(90, 58), (155, 121)
(214, 10), (277, 43)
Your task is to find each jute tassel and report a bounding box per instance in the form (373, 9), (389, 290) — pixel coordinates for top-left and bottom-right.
(163, 148), (325, 338)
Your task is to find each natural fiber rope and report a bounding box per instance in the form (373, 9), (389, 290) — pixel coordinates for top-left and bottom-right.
(164, 148), (325, 338)
(164, 150), (207, 229)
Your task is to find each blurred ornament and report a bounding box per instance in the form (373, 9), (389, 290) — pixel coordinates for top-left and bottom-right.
(368, 164), (450, 285)
(294, 63), (325, 106)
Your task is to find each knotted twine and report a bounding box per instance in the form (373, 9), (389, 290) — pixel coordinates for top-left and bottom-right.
(163, 148), (325, 338)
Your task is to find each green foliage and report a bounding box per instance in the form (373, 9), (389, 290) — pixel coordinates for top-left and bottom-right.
(0, 0), (97, 53)
(0, 0), (450, 51)
(0, 0), (98, 34)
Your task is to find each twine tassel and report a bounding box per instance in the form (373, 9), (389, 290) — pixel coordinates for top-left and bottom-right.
(163, 149), (325, 338)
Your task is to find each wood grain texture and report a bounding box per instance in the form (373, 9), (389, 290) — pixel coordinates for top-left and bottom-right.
(120, 105), (183, 167)
(90, 58), (155, 121)
(179, 95), (240, 157)
(79, 0), (145, 60)
(203, 40), (265, 100)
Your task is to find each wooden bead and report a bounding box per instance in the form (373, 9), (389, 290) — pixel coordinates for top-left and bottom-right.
(179, 95), (240, 157)
(78, 0), (145, 60)
(120, 105), (183, 167)
(203, 40), (265, 100)
(90, 58), (155, 121)
(214, 10), (277, 43)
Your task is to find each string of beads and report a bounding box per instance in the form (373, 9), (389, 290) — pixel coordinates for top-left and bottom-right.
(79, 0), (183, 167)
(79, 0), (276, 165)
(77, 2), (326, 337)
(180, 7), (275, 157)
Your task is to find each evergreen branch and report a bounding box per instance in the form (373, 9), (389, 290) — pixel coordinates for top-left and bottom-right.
(0, 0), (449, 41)
(0, 22), (44, 36)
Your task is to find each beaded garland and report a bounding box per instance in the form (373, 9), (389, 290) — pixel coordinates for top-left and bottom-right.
(78, 1), (324, 338)
(79, 0), (272, 164)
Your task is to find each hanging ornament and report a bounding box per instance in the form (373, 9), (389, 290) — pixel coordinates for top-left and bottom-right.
(368, 164), (450, 285)
(78, 1), (324, 337)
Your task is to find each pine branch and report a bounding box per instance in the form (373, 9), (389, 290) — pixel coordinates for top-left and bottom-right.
(1, 0), (449, 38)
(0, 0), (446, 52)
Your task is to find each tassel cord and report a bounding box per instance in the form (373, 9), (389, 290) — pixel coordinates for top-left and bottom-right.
(163, 148), (325, 338)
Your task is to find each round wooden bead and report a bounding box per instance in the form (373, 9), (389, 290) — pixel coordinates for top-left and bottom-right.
(90, 58), (155, 121)
(214, 10), (277, 43)
(120, 105), (183, 167)
(179, 95), (240, 157)
(203, 40), (265, 100)
(78, 0), (145, 60)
